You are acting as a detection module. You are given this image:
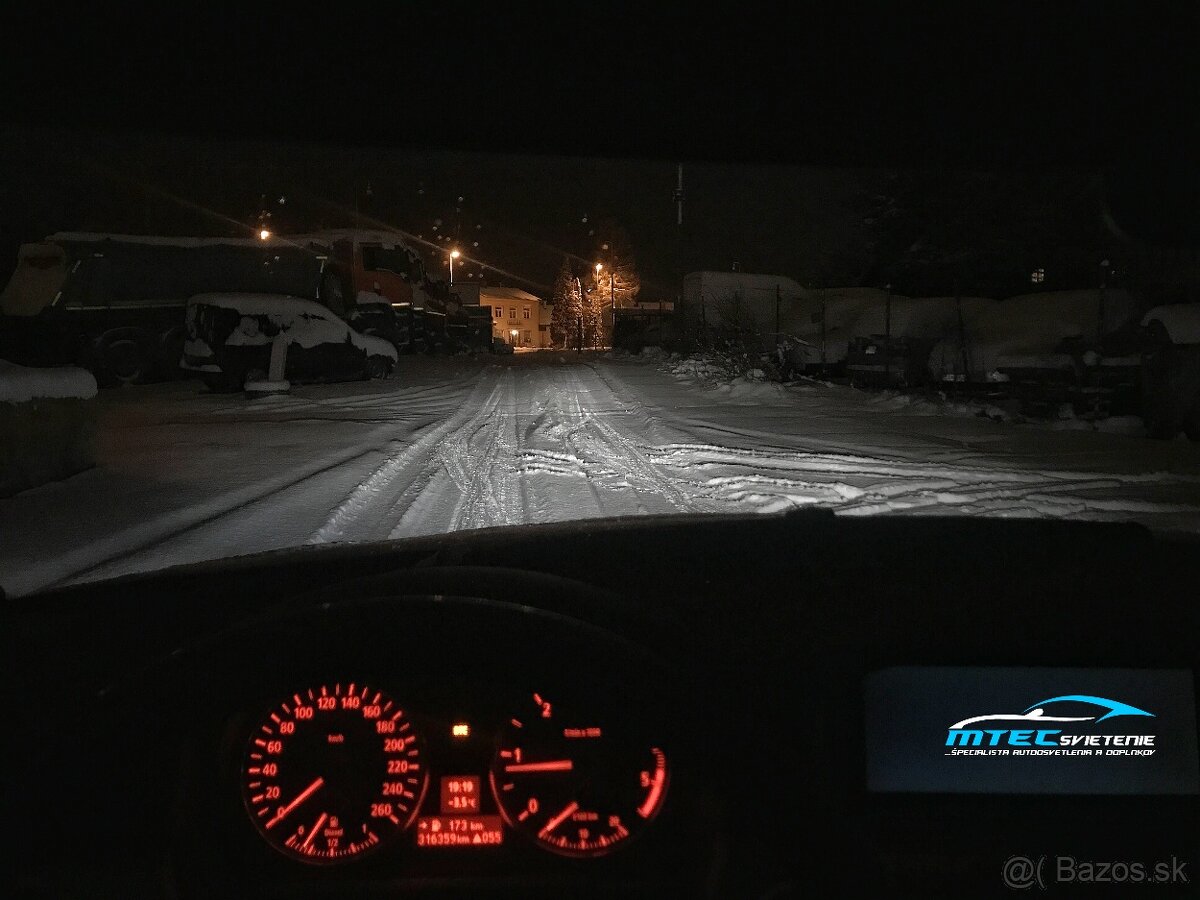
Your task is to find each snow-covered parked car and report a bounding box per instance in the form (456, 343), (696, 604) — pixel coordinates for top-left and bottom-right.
(180, 293), (398, 392)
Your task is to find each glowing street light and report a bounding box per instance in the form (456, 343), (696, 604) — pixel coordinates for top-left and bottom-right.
(259, 228), (271, 241)
(449, 248), (461, 284)
(596, 262), (614, 347)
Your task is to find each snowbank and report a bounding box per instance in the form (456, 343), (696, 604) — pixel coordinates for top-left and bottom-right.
(776, 290), (994, 368)
(1, 361), (97, 498)
(683, 271), (808, 332)
(931, 289), (1137, 381)
(1142, 303), (1200, 345)
(0, 360), (98, 403)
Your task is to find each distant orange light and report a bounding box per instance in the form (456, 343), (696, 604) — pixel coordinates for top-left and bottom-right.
(259, 228), (271, 240)
(451, 723), (470, 738)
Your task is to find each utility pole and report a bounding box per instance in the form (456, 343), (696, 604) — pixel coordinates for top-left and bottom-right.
(884, 284), (892, 386)
(1098, 258), (1110, 344)
(675, 164), (684, 226)
(775, 283), (781, 347)
(820, 299), (827, 368)
(674, 163), (687, 343)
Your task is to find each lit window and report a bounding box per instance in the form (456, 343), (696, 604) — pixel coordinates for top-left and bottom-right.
(509, 308), (516, 318)
(523, 307), (530, 319)
(523, 330), (531, 344)
(493, 306), (501, 318)
(1031, 268), (1045, 283)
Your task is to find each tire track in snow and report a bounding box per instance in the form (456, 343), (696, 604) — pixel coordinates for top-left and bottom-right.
(638, 442), (1200, 521)
(309, 373), (504, 543)
(543, 368), (716, 515)
(444, 369), (522, 530)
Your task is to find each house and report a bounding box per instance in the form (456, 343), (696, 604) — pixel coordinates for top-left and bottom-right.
(480, 286), (550, 347)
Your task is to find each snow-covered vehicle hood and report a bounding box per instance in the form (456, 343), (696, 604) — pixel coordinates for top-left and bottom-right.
(186, 292), (397, 360)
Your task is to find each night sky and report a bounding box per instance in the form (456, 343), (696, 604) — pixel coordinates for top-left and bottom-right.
(0, 125), (861, 298)
(2, 6), (1194, 295)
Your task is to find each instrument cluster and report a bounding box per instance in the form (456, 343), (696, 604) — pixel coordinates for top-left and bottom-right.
(238, 680), (669, 864)
(156, 588), (707, 896)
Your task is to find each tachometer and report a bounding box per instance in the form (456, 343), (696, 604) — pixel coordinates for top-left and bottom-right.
(241, 682), (428, 863)
(488, 692), (668, 857)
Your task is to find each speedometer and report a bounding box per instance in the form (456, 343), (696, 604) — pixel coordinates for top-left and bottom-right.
(241, 682), (428, 863)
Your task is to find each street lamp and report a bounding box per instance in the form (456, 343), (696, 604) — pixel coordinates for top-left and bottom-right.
(449, 249), (461, 284)
(596, 262), (614, 347)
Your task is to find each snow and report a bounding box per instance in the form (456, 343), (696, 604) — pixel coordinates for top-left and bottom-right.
(355, 290), (391, 307)
(244, 379), (291, 395)
(358, 332), (398, 360)
(45, 231), (308, 249)
(931, 289), (1137, 380)
(2, 353), (1199, 597)
(290, 229), (417, 249)
(193, 292), (332, 316)
(189, 294), (398, 359)
(0, 360), (97, 403)
(1142, 303), (1200, 344)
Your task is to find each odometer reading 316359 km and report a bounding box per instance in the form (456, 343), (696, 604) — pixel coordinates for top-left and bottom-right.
(242, 683), (428, 864)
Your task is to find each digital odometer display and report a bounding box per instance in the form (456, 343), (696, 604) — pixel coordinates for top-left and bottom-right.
(242, 682), (428, 863)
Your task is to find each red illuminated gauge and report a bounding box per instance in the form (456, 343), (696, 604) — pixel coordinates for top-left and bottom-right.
(242, 683), (428, 864)
(489, 693), (669, 857)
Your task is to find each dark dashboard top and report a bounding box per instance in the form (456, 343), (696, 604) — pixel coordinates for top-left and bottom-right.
(7, 512), (1199, 898)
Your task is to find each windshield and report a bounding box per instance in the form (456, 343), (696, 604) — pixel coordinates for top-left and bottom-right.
(1, 125), (1198, 596)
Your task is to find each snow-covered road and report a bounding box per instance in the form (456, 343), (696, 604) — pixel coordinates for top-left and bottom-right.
(3, 352), (1200, 595)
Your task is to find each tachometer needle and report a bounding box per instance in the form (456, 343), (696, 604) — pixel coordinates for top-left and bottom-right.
(538, 801), (579, 837)
(266, 777), (325, 829)
(504, 760), (574, 773)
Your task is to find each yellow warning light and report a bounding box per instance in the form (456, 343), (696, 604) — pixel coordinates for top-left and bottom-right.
(452, 723), (470, 738)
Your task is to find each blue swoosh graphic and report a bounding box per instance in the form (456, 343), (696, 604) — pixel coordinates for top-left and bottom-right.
(1023, 695), (1154, 722)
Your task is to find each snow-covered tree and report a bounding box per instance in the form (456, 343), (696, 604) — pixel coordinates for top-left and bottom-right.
(549, 256), (583, 348)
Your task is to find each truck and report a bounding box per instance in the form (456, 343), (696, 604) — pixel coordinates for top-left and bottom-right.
(0, 233), (325, 384)
(295, 230), (489, 354)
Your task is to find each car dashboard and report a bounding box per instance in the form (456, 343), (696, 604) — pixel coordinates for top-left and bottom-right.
(7, 511), (1199, 898)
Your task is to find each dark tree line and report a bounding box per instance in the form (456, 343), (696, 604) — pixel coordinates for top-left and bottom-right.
(819, 169), (1118, 297)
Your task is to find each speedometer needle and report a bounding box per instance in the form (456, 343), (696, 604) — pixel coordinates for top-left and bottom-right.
(266, 777), (325, 830)
(504, 760), (574, 773)
(538, 801), (579, 837)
